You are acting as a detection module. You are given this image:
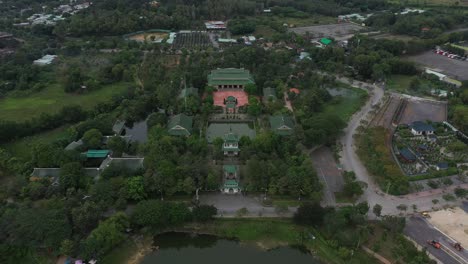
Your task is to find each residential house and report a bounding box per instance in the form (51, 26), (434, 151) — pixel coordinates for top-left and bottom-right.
(167, 114), (193, 136)
(399, 148), (416, 163)
(410, 121), (435, 136)
(270, 115), (295, 136)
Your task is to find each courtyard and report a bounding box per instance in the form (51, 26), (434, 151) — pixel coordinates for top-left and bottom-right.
(206, 122), (256, 143)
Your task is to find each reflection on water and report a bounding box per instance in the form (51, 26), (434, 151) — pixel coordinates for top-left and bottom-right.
(139, 232), (322, 264)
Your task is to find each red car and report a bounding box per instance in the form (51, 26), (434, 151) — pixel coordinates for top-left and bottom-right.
(427, 240), (441, 249)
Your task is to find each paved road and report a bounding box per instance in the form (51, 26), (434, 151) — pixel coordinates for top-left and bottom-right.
(405, 216), (468, 264)
(334, 75), (466, 216)
(199, 193), (296, 217)
(310, 146), (344, 206)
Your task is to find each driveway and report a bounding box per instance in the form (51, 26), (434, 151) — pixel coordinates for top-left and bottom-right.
(310, 146), (344, 206)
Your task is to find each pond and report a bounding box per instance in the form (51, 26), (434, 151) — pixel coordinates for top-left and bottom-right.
(139, 232), (322, 264)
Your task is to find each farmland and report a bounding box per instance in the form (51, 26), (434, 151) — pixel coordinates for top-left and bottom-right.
(0, 82), (130, 122)
(172, 31), (213, 49)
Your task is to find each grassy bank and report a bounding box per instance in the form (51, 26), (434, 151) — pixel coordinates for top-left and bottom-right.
(0, 82), (130, 122)
(2, 126), (71, 160)
(324, 86), (368, 122)
(102, 219), (376, 264)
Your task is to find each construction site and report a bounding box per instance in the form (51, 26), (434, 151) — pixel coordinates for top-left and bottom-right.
(428, 207), (468, 248)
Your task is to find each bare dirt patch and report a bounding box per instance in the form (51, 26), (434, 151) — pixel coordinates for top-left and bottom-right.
(428, 207), (468, 247)
(405, 51), (468, 80)
(128, 32), (168, 43)
(398, 98), (447, 124)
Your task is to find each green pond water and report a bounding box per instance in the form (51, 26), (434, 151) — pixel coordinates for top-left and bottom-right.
(140, 232), (322, 264)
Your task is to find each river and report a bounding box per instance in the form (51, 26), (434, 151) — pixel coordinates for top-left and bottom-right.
(139, 232), (322, 264)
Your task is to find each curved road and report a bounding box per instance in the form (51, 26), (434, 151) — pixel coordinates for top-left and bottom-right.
(336, 77), (467, 216)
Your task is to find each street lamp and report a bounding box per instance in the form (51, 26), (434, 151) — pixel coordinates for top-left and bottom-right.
(262, 187), (268, 201)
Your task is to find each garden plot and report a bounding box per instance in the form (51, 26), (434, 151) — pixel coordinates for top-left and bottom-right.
(393, 123), (467, 176)
(172, 31), (212, 49)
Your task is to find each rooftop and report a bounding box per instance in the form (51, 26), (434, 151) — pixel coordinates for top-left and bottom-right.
(168, 114), (193, 136)
(85, 150), (110, 158)
(224, 132), (239, 143)
(205, 21), (226, 30)
(410, 121), (435, 132)
(270, 115), (295, 136)
(224, 179), (239, 188)
(208, 68), (255, 86)
(320, 38), (332, 45)
(399, 148), (416, 161)
(223, 165), (237, 174)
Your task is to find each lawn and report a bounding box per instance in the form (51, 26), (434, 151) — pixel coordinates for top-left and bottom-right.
(323, 86), (368, 122)
(2, 125), (71, 160)
(386, 74), (415, 93)
(0, 82), (130, 122)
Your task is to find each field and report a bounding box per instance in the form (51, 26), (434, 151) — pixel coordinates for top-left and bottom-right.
(289, 23), (365, 40)
(386, 75), (415, 93)
(2, 125), (70, 159)
(0, 82), (130, 122)
(172, 32), (212, 49)
(371, 33), (419, 42)
(405, 51), (468, 80)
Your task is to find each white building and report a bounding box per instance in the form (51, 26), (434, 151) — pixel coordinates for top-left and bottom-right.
(409, 121), (435, 136)
(33, 55), (57, 66)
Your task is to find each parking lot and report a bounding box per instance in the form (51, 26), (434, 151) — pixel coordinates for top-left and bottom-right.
(289, 23), (365, 41)
(406, 51), (468, 80)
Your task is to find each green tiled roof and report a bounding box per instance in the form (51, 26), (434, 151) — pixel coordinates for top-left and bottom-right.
(224, 132), (239, 143)
(223, 145), (239, 151)
(178, 87), (199, 98)
(207, 68), (255, 86)
(269, 115), (295, 136)
(410, 121), (434, 132)
(168, 114), (193, 136)
(86, 149), (110, 158)
(320, 38), (332, 45)
(223, 165), (237, 174)
(223, 179), (239, 188)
